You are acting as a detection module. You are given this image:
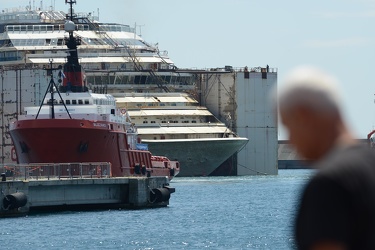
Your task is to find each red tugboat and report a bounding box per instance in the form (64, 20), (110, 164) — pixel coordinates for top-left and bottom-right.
(8, 0), (179, 179)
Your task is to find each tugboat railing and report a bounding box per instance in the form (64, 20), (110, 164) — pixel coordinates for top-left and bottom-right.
(0, 162), (112, 181)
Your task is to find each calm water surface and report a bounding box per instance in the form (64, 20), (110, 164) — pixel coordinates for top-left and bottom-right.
(1, 169), (314, 250)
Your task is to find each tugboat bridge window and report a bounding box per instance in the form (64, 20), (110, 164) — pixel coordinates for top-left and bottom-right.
(66, 100), (71, 104)
(47, 99), (57, 104)
(72, 100), (77, 105)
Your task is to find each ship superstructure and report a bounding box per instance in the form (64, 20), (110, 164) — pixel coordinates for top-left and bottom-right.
(0, 2), (247, 176)
(0, 4), (186, 88)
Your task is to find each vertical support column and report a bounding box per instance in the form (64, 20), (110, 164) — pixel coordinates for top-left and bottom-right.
(235, 70), (278, 175)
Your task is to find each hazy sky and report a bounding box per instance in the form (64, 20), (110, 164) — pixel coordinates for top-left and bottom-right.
(3, 0), (375, 139)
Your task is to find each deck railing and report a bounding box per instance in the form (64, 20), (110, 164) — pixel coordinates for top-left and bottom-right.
(0, 162), (112, 181)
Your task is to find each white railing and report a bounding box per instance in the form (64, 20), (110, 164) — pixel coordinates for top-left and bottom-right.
(0, 162), (112, 181)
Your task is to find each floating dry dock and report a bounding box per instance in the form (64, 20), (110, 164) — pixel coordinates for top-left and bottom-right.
(0, 163), (175, 217)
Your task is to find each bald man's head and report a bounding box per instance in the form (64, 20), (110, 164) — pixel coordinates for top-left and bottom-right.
(278, 66), (342, 116)
(278, 66), (351, 161)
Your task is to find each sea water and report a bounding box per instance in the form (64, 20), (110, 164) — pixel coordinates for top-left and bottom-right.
(0, 169), (314, 250)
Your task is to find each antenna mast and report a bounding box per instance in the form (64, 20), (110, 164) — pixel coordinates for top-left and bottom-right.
(65, 0), (77, 21)
(61, 0), (86, 93)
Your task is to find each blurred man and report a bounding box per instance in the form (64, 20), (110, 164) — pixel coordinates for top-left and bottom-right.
(278, 66), (375, 250)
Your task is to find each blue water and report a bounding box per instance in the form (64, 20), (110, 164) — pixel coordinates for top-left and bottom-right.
(1, 169), (314, 249)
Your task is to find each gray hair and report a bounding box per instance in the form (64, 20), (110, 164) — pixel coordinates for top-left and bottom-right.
(278, 66), (342, 115)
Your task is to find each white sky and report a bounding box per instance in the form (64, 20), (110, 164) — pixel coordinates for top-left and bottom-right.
(3, 0), (375, 139)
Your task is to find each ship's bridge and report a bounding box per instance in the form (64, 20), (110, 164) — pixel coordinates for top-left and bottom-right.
(43, 92), (116, 106)
(21, 91), (128, 124)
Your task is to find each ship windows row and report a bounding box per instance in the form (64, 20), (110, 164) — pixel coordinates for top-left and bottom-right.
(5, 24), (90, 33)
(63, 99), (90, 105)
(87, 75), (195, 86)
(5, 24), (66, 33)
(56, 99), (115, 106)
(93, 99), (115, 106)
(0, 37), (145, 49)
(0, 51), (21, 61)
(0, 11), (65, 23)
(0, 37), (111, 47)
(1, 39), (65, 47)
(142, 120), (197, 124)
(80, 37), (144, 47)
(0, 13), (41, 22)
(99, 24), (135, 33)
(2, 24), (135, 34)
(47, 99), (91, 105)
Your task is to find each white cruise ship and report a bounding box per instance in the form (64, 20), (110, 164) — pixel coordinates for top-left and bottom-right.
(0, 1), (248, 176)
(115, 92), (248, 176)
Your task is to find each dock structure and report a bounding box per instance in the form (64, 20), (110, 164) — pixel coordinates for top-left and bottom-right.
(278, 140), (309, 169)
(278, 139), (370, 169)
(0, 163), (174, 217)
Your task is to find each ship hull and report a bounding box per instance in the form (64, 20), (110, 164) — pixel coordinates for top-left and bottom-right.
(9, 119), (171, 178)
(10, 119), (129, 176)
(142, 138), (248, 177)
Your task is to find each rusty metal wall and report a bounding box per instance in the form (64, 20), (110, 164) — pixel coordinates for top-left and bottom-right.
(199, 72), (237, 131)
(0, 69), (47, 164)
